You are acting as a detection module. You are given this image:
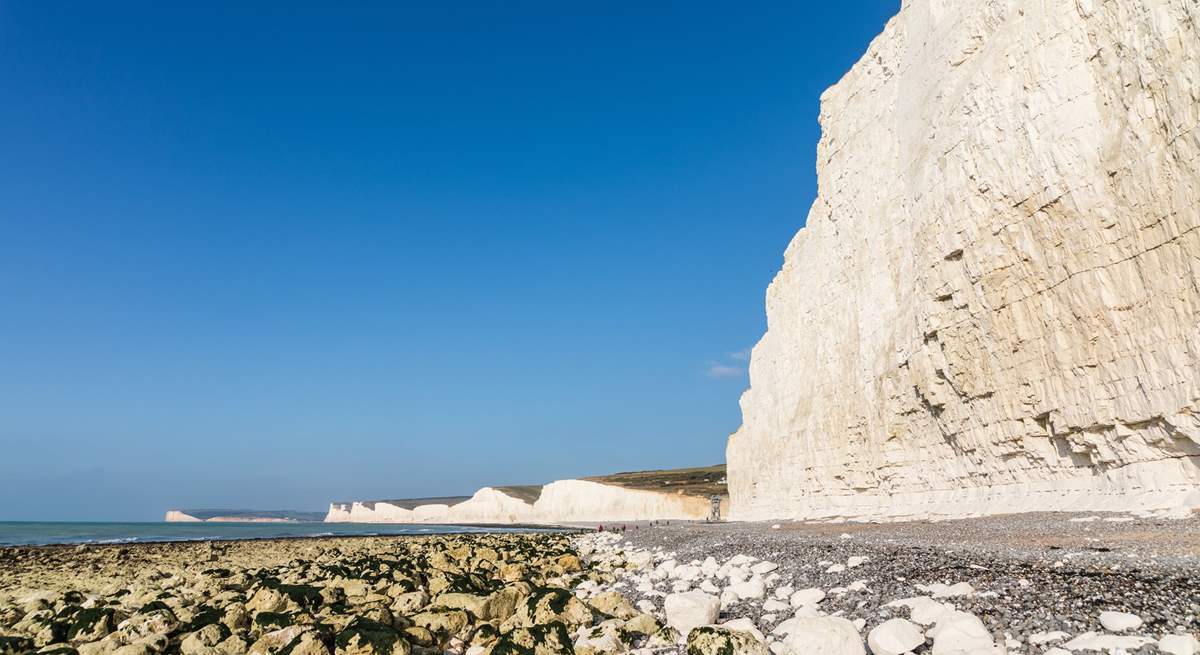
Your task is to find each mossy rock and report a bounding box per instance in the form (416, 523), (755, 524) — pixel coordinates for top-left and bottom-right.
(508, 589), (592, 629)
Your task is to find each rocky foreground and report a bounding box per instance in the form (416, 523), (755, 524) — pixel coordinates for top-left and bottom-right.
(0, 517), (1197, 655)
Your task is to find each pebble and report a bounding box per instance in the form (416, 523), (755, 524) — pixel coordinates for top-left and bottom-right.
(1098, 609), (1143, 632)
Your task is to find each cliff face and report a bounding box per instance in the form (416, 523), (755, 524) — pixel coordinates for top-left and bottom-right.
(728, 0), (1200, 521)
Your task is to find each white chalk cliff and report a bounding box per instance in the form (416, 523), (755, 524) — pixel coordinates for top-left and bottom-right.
(728, 0), (1200, 521)
(325, 481), (711, 524)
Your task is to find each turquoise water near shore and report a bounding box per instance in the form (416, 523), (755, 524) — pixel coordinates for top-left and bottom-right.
(0, 521), (546, 546)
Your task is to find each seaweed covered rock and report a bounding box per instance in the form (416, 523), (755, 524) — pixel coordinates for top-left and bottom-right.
(505, 589), (592, 629)
(486, 622), (574, 655)
(685, 627), (768, 655)
(0, 534), (599, 655)
(584, 594), (636, 622)
(572, 619), (625, 655)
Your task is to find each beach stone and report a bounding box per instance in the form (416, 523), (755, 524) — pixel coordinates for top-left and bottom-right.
(334, 618), (407, 655)
(1063, 632), (1154, 652)
(481, 587), (522, 622)
(776, 617), (864, 655)
(246, 591), (287, 616)
(388, 593), (428, 617)
(1, 636), (35, 655)
(686, 626), (768, 655)
(729, 578), (766, 601)
(407, 610), (468, 646)
(508, 588), (593, 628)
(645, 626), (680, 649)
(219, 605), (249, 633)
(430, 594), (487, 619)
(750, 562), (778, 575)
(67, 608), (117, 643)
(1027, 631), (1069, 645)
(1098, 610), (1143, 632)
(216, 636), (247, 655)
(555, 554), (583, 573)
(180, 625), (231, 655)
(866, 619), (924, 655)
(885, 597), (952, 627)
(574, 619), (625, 655)
(116, 611), (178, 641)
(484, 622), (574, 655)
(762, 599), (789, 613)
(788, 588), (825, 608)
(720, 619), (765, 642)
(621, 614), (661, 637)
(1159, 634), (1200, 655)
(926, 611), (994, 654)
(624, 552), (654, 570)
(110, 644), (154, 655)
(250, 628), (328, 655)
(664, 591), (719, 636)
(588, 592), (638, 620)
(397, 627), (431, 649)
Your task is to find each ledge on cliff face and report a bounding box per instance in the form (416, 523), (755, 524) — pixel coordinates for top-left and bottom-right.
(727, 0), (1200, 522)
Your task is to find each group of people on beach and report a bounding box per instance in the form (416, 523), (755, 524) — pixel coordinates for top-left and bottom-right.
(595, 520), (670, 533)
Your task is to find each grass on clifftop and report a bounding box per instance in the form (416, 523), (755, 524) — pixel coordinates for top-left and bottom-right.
(586, 464), (727, 498)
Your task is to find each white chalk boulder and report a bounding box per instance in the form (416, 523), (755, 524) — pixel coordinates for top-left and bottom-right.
(866, 619), (925, 655)
(776, 616), (865, 655)
(1098, 610), (1143, 632)
(664, 590), (720, 636)
(788, 588), (825, 608)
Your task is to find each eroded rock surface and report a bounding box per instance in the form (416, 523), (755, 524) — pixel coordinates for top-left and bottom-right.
(729, 0), (1200, 521)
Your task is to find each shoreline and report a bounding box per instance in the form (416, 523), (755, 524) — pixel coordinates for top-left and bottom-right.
(0, 516), (1197, 655)
(0, 521), (582, 550)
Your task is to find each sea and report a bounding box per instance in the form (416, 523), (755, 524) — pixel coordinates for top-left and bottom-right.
(0, 521), (548, 547)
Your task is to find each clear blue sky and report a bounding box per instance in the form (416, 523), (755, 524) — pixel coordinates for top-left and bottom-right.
(0, 2), (898, 521)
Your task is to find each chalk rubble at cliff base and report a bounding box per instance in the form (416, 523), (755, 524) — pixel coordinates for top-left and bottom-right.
(572, 516), (1200, 655)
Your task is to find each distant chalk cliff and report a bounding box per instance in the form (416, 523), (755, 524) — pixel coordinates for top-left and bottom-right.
(325, 465), (726, 524)
(164, 509), (327, 523)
